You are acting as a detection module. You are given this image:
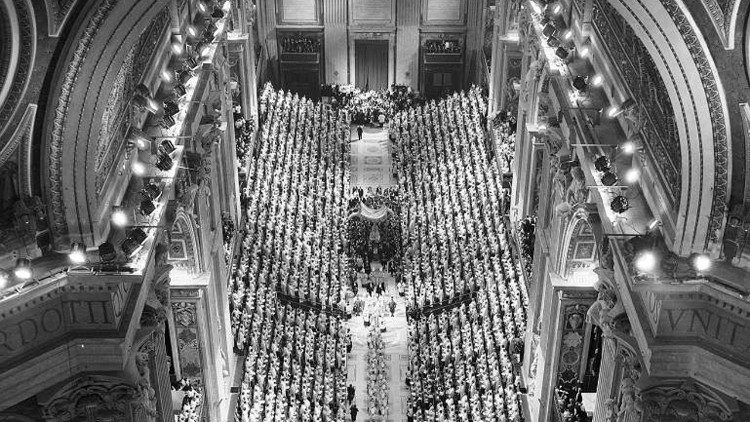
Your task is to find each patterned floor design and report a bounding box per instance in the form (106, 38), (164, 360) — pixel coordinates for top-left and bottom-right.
(350, 125), (397, 188)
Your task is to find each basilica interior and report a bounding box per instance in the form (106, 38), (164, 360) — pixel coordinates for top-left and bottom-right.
(1, 0), (750, 421)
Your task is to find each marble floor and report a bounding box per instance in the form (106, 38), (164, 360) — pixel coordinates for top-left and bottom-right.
(346, 268), (409, 422)
(350, 125), (397, 188)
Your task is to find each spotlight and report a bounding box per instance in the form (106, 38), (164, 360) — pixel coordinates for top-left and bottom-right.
(606, 106), (620, 118)
(163, 100), (180, 117)
(160, 139), (177, 154)
(132, 160), (147, 176)
(552, 3), (562, 14)
(624, 168), (640, 184)
(129, 128), (151, 150)
(141, 182), (162, 201)
(590, 74), (603, 87)
(174, 84), (187, 97)
(69, 242), (87, 265)
(98, 242), (117, 262)
(222, 0), (231, 13)
(635, 251), (657, 272)
(579, 46), (590, 57)
(563, 30), (573, 40)
(139, 199), (156, 216)
(621, 141), (635, 154)
(542, 23), (556, 38)
(693, 255), (712, 272)
(555, 46), (569, 59)
(530, 1), (543, 14)
(121, 238), (142, 257)
(187, 25), (198, 38)
(129, 227), (149, 244)
(610, 195), (630, 214)
(594, 156), (611, 172)
(155, 153), (174, 171)
(171, 42), (184, 55)
(111, 206), (130, 227)
(572, 76), (587, 91)
(197, 1), (207, 13)
(14, 258), (32, 280)
(601, 171), (618, 186)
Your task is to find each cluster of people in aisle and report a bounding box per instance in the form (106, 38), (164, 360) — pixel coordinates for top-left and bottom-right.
(321, 84), (425, 126)
(232, 84), (352, 421)
(280, 33), (321, 53)
(365, 318), (390, 419)
(392, 88), (529, 421)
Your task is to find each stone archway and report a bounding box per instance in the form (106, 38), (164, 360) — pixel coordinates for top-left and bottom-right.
(42, 0), (172, 249)
(591, 0), (731, 255)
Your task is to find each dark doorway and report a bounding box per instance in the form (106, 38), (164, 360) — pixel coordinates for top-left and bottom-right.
(355, 40), (389, 91)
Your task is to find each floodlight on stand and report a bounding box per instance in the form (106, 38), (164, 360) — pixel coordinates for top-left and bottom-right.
(139, 199), (156, 216)
(635, 251), (657, 273)
(610, 195), (630, 214)
(98, 242), (117, 262)
(555, 46), (569, 59)
(163, 100), (180, 117)
(111, 206), (129, 227)
(14, 258), (32, 280)
(129, 227), (149, 244)
(173, 84), (187, 97)
(161, 115), (176, 129)
(69, 242), (88, 265)
(624, 168), (640, 184)
(121, 238), (142, 257)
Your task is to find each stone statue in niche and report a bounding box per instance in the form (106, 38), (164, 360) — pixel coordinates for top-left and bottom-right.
(134, 351), (159, 421)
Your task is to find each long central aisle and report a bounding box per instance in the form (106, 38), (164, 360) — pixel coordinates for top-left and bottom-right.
(346, 124), (408, 421)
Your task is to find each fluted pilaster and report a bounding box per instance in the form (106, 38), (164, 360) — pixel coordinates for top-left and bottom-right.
(324, 0), (348, 84)
(592, 336), (617, 422)
(395, 0), (419, 89)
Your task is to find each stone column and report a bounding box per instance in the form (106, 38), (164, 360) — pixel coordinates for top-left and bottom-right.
(591, 336), (618, 422)
(323, 0), (348, 84)
(489, 2), (507, 115)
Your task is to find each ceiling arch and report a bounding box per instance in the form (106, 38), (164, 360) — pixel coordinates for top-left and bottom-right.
(42, 0), (172, 249)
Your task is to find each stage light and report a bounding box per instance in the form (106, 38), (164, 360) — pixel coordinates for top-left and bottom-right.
(601, 171), (618, 186)
(14, 258), (32, 280)
(98, 242), (117, 262)
(141, 182), (162, 201)
(132, 160), (147, 176)
(572, 76), (587, 91)
(594, 156), (611, 172)
(121, 238), (142, 257)
(161, 69), (174, 83)
(163, 100), (180, 117)
(590, 74), (603, 87)
(621, 141), (635, 154)
(552, 3), (562, 14)
(606, 106), (620, 118)
(171, 42), (184, 55)
(610, 195), (630, 213)
(635, 251), (657, 272)
(69, 242), (87, 265)
(563, 30), (573, 40)
(555, 46), (569, 59)
(579, 46), (590, 57)
(139, 199), (156, 216)
(693, 255), (712, 272)
(187, 25), (198, 38)
(624, 168), (640, 184)
(129, 227), (149, 244)
(155, 153), (174, 171)
(542, 23), (556, 38)
(160, 139), (177, 154)
(111, 206), (129, 227)
(197, 1), (207, 13)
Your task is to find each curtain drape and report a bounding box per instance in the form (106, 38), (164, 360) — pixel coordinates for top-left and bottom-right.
(355, 41), (388, 90)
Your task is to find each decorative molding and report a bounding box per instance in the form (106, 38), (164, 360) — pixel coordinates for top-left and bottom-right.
(39, 375), (140, 421)
(0, 0), (34, 139)
(48, 0), (117, 243)
(699, 0), (739, 49)
(642, 380), (733, 420)
(43, 0), (78, 37)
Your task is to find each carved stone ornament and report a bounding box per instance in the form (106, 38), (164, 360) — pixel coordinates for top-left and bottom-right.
(641, 381), (733, 421)
(40, 375), (140, 421)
